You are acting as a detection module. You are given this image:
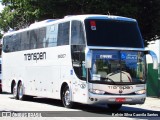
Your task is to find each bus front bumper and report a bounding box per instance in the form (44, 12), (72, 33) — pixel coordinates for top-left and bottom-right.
(87, 92), (146, 105)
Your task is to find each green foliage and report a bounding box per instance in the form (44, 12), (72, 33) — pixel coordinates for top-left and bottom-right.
(0, 0), (40, 31)
(0, 0), (160, 45)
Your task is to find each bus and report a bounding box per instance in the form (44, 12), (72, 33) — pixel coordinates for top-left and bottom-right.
(2, 15), (158, 110)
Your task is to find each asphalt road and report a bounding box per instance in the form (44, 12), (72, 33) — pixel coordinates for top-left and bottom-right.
(0, 92), (159, 120)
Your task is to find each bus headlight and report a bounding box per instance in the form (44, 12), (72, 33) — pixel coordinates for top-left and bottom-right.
(135, 89), (146, 94)
(89, 89), (105, 95)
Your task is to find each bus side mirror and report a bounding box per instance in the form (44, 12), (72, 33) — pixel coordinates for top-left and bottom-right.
(85, 49), (92, 68)
(145, 50), (158, 69)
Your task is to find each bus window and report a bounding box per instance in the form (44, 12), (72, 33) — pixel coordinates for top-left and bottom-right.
(38, 27), (46, 48)
(85, 19), (144, 48)
(14, 33), (21, 51)
(57, 22), (70, 46)
(46, 25), (58, 47)
(21, 32), (29, 50)
(30, 29), (38, 49)
(71, 20), (85, 45)
(3, 36), (10, 53)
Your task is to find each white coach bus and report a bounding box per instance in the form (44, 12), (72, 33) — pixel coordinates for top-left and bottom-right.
(2, 15), (158, 110)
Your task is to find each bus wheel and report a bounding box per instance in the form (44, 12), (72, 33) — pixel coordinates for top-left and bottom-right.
(62, 86), (74, 108)
(107, 104), (122, 110)
(13, 84), (18, 99)
(17, 82), (24, 100)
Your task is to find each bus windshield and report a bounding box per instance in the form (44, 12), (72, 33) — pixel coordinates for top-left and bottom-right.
(90, 50), (146, 84)
(85, 19), (144, 48)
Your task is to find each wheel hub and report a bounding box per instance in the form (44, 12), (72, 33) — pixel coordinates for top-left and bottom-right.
(64, 90), (71, 105)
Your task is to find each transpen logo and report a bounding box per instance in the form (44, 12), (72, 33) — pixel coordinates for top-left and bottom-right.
(24, 52), (46, 62)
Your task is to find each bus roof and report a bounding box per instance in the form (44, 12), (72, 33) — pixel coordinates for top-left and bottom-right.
(3, 14), (136, 36)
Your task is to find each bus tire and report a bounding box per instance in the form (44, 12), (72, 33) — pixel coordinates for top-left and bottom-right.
(13, 83), (18, 99)
(17, 82), (25, 100)
(11, 81), (15, 94)
(62, 85), (74, 108)
(107, 104), (122, 110)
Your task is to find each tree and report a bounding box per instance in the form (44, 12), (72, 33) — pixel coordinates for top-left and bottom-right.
(0, 0), (40, 31)
(0, 0), (160, 45)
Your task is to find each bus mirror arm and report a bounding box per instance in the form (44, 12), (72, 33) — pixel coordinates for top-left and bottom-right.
(85, 49), (92, 68)
(145, 50), (158, 69)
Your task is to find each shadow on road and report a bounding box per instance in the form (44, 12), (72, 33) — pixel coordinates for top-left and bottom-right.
(4, 93), (160, 118)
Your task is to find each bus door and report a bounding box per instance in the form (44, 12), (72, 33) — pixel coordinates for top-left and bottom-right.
(71, 45), (88, 103)
(71, 20), (88, 103)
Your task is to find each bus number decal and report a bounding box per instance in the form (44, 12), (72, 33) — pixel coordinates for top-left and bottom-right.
(58, 54), (66, 58)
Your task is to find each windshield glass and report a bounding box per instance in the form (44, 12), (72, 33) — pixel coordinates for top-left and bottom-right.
(90, 50), (146, 84)
(85, 19), (144, 48)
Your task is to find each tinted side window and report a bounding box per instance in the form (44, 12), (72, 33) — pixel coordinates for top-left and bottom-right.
(30, 29), (38, 49)
(3, 34), (21, 52)
(3, 23), (63, 53)
(46, 25), (58, 47)
(71, 21), (85, 45)
(3, 36), (11, 52)
(71, 45), (86, 80)
(13, 34), (21, 51)
(8, 36), (14, 52)
(37, 27), (46, 48)
(57, 22), (70, 46)
(21, 31), (30, 50)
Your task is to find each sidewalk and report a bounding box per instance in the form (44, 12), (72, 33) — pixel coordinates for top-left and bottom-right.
(122, 97), (160, 111)
(144, 97), (160, 110)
